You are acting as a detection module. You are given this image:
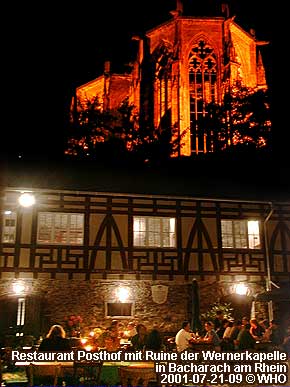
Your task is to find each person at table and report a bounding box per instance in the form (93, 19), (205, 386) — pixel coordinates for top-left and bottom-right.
(217, 318), (229, 339)
(146, 327), (164, 350)
(229, 320), (242, 350)
(38, 324), (72, 351)
(122, 321), (137, 340)
(235, 323), (255, 350)
(221, 319), (234, 350)
(202, 321), (221, 351)
(98, 321), (121, 350)
(267, 320), (285, 347)
(249, 318), (264, 341)
(175, 321), (195, 352)
(131, 324), (148, 351)
(213, 311), (224, 332)
(241, 316), (250, 327)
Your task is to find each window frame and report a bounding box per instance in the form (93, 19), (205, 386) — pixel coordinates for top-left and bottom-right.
(2, 210), (17, 243)
(105, 302), (135, 319)
(133, 216), (176, 248)
(221, 219), (261, 249)
(37, 212), (85, 245)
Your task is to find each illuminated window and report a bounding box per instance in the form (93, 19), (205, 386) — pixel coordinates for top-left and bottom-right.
(188, 40), (217, 153)
(221, 220), (260, 249)
(2, 211), (17, 243)
(17, 298), (25, 326)
(133, 216), (176, 248)
(37, 212), (84, 244)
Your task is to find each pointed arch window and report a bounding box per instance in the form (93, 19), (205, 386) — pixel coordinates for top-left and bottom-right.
(188, 40), (217, 153)
(154, 43), (173, 125)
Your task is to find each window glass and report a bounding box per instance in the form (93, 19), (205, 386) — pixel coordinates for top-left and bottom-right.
(37, 212), (84, 244)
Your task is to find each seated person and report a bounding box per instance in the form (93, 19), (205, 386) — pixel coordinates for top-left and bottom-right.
(146, 327), (164, 351)
(38, 324), (72, 351)
(131, 324), (148, 351)
(175, 321), (195, 352)
(202, 321), (221, 351)
(122, 322), (137, 340)
(268, 320), (284, 347)
(98, 321), (120, 350)
(236, 323), (256, 350)
(249, 318), (264, 340)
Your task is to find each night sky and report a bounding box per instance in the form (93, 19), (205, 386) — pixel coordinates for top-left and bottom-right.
(3, 0), (275, 161)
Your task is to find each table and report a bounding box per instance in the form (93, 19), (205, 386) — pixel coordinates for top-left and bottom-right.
(118, 362), (156, 387)
(23, 362), (74, 387)
(101, 361), (156, 387)
(190, 340), (214, 351)
(16, 361), (101, 386)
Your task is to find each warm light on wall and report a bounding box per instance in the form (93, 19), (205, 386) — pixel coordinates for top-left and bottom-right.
(18, 193), (36, 207)
(234, 283), (248, 295)
(12, 281), (26, 295)
(116, 287), (130, 302)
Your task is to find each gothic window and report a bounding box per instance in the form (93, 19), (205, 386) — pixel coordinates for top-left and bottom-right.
(154, 43), (173, 125)
(188, 40), (217, 153)
(37, 212), (84, 245)
(133, 216), (176, 248)
(221, 220), (261, 249)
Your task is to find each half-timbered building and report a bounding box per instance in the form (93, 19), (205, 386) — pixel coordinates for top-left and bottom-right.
(1, 165), (289, 339)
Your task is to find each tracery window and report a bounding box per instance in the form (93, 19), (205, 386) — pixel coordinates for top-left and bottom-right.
(188, 40), (217, 153)
(154, 43), (173, 126)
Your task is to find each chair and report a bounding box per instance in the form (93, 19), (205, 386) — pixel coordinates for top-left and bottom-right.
(27, 363), (61, 387)
(118, 365), (157, 387)
(73, 361), (103, 386)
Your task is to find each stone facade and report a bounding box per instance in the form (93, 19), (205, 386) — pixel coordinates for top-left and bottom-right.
(73, 4), (269, 156)
(0, 278), (268, 338)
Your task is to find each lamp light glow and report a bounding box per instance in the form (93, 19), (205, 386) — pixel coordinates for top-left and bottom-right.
(235, 283), (248, 295)
(116, 287), (130, 302)
(12, 281), (26, 295)
(18, 193), (36, 207)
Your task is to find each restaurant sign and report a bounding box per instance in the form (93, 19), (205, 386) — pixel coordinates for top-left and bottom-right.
(151, 285), (168, 304)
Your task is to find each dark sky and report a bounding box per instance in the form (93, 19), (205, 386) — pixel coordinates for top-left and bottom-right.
(3, 0), (275, 161)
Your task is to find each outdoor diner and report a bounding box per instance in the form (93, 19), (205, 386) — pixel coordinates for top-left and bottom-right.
(1, 177), (290, 387)
(1, 303), (290, 387)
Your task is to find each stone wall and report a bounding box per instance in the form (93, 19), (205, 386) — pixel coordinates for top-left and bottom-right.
(0, 278), (268, 339)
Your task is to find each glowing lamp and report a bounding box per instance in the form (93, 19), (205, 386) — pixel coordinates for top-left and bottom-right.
(235, 283), (248, 295)
(84, 345), (93, 351)
(12, 281), (26, 295)
(18, 193), (36, 207)
(116, 287), (129, 302)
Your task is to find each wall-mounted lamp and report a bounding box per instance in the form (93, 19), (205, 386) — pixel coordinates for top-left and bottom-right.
(12, 281), (26, 295)
(116, 287), (130, 302)
(18, 192), (36, 207)
(234, 283), (248, 296)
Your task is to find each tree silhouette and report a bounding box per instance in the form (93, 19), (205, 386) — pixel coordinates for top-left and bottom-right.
(210, 85), (272, 152)
(65, 95), (183, 164)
